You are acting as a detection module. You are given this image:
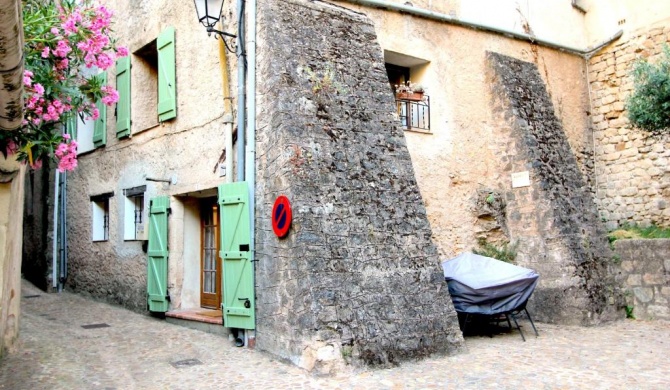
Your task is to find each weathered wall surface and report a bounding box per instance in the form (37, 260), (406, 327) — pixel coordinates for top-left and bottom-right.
(65, 0), (240, 311)
(0, 159), (25, 359)
(615, 239), (670, 321)
(332, 0), (594, 259)
(255, 0), (464, 372)
(341, 0), (589, 48)
(332, 0), (613, 325)
(589, 22), (670, 229)
(22, 163), (54, 291)
(488, 52), (620, 325)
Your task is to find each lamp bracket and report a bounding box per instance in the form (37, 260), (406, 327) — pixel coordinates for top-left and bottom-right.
(206, 26), (237, 53)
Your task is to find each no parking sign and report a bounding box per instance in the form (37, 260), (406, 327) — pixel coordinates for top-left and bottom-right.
(272, 195), (292, 238)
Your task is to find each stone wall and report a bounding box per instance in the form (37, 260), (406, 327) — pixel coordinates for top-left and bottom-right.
(488, 52), (621, 325)
(615, 239), (670, 321)
(589, 23), (670, 229)
(255, 0), (464, 372)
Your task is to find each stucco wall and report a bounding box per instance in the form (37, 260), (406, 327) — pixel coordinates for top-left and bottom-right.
(583, 0), (670, 44)
(66, 0), (241, 311)
(340, 0), (588, 48)
(589, 21), (670, 229)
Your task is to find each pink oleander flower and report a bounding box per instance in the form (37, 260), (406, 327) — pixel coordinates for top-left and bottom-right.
(41, 47), (50, 58)
(117, 46), (128, 57)
(33, 83), (45, 95)
(84, 52), (97, 68)
(54, 40), (72, 57)
(51, 27), (60, 35)
(55, 140), (78, 172)
(101, 86), (119, 106)
(6, 140), (18, 156)
(56, 58), (69, 70)
(86, 106), (100, 121)
(96, 52), (113, 70)
(23, 75), (32, 87)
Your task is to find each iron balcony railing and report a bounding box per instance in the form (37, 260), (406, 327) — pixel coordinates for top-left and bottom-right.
(396, 95), (430, 132)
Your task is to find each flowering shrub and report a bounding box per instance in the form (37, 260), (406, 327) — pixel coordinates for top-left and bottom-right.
(1, 0), (126, 172)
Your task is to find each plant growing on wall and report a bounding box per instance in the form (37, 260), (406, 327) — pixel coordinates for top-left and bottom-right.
(0, 0), (126, 171)
(472, 238), (519, 264)
(627, 45), (670, 133)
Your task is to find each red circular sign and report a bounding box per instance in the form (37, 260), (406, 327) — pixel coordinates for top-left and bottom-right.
(272, 195), (292, 238)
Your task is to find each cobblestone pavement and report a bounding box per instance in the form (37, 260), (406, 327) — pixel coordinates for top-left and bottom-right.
(1, 281), (669, 390)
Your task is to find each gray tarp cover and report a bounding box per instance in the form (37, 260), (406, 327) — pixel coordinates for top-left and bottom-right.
(441, 252), (539, 315)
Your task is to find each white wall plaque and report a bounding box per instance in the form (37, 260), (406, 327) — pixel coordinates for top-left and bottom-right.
(511, 171), (530, 188)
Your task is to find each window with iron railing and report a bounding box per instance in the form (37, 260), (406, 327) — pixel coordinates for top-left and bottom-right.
(396, 95), (430, 132)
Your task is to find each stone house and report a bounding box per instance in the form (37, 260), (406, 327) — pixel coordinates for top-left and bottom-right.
(21, 0), (670, 370)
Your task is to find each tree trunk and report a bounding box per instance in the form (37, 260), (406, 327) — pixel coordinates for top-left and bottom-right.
(0, 0), (24, 131)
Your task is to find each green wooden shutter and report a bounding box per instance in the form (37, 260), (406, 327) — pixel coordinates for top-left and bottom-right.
(147, 196), (170, 312)
(157, 27), (176, 122)
(218, 182), (255, 329)
(93, 72), (107, 147)
(115, 56), (131, 138)
(65, 113), (77, 140)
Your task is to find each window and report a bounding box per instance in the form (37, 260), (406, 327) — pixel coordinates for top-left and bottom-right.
(116, 26), (176, 138)
(123, 186), (146, 241)
(71, 72), (107, 154)
(384, 51), (431, 132)
(91, 192), (113, 241)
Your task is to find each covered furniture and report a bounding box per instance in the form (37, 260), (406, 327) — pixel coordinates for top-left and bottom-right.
(441, 252), (540, 341)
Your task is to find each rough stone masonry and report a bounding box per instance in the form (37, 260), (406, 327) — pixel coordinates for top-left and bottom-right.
(488, 52), (622, 325)
(254, 0), (464, 372)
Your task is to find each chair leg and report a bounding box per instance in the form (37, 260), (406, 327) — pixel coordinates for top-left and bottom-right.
(505, 313), (512, 330)
(462, 313), (470, 336)
(509, 312), (526, 342)
(524, 308), (539, 337)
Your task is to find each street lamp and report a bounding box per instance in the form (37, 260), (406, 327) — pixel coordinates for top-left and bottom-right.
(193, 0), (237, 52)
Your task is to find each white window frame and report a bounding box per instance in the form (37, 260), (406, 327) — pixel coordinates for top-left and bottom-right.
(123, 186), (146, 241)
(91, 196), (110, 242)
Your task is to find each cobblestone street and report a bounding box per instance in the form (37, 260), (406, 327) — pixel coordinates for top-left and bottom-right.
(1, 281), (669, 389)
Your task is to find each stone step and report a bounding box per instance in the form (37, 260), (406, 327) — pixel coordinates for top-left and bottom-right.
(165, 309), (231, 337)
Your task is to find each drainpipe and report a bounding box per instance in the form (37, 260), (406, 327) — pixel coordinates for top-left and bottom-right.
(244, 0), (257, 347)
(51, 168), (59, 291)
(236, 0), (246, 181)
(339, 0), (622, 58)
(218, 21), (234, 183)
(59, 172), (67, 291)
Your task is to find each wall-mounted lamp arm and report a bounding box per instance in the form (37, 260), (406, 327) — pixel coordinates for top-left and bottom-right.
(206, 26), (237, 53)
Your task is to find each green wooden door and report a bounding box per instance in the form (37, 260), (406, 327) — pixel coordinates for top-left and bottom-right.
(218, 182), (255, 329)
(147, 196), (170, 312)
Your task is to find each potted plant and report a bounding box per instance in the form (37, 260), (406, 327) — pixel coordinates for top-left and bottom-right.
(395, 81), (426, 101)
